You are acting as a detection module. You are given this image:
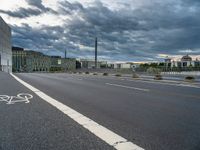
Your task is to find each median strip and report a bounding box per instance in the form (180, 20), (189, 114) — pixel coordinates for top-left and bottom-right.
(10, 73), (144, 150)
(106, 83), (150, 92)
(126, 79), (200, 88)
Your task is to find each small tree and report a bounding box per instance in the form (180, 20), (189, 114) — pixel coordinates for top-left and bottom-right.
(147, 67), (162, 80)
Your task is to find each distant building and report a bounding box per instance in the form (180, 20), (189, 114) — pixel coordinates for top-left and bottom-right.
(50, 56), (76, 71)
(0, 16), (12, 72)
(62, 58), (76, 70)
(26, 50), (51, 72)
(164, 54), (200, 68)
(107, 63), (114, 69)
(12, 47), (76, 72)
(12, 47), (51, 72)
(79, 59), (109, 69)
(50, 56), (62, 71)
(114, 63), (132, 69)
(76, 60), (82, 69)
(80, 59), (101, 69)
(99, 61), (108, 68)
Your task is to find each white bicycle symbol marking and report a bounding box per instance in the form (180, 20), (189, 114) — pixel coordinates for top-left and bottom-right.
(0, 93), (33, 105)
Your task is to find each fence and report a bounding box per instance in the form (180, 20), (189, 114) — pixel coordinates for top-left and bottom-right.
(76, 67), (200, 76)
(135, 67), (200, 72)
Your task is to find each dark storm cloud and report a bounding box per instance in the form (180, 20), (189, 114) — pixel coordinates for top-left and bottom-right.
(25, 0), (46, 10)
(182, 0), (200, 4)
(0, 0), (56, 18)
(0, 8), (43, 18)
(58, 0), (84, 14)
(8, 0), (200, 61)
(11, 23), (79, 57)
(25, 0), (58, 14)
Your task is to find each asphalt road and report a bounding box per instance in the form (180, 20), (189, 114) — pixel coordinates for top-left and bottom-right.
(0, 72), (114, 150)
(11, 72), (200, 150)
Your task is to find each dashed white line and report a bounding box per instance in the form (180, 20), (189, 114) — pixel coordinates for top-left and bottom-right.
(106, 83), (150, 92)
(10, 73), (144, 150)
(126, 79), (200, 88)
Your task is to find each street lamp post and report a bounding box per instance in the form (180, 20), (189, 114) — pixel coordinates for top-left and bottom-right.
(95, 37), (98, 69)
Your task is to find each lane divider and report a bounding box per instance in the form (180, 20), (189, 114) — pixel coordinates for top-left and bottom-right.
(106, 83), (150, 92)
(10, 73), (144, 150)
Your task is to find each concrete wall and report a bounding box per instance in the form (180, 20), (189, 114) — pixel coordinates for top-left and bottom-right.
(0, 16), (12, 73)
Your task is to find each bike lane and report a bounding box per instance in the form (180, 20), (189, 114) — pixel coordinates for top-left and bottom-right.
(0, 72), (114, 150)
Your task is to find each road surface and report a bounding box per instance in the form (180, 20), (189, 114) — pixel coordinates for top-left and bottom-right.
(1, 72), (200, 150)
(0, 72), (114, 150)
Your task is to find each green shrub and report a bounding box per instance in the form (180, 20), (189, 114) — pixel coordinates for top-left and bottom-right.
(103, 73), (108, 76)
(185, 76), (195, 81)
(154, 74), (163, 80)
(115, 74), (122, 77)
(85, 71), (90, 74)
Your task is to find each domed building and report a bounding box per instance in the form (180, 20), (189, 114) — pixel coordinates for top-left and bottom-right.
(181, 54), (192, 62)
(164, 54), (200, 68)
(181, 54), (192, 67)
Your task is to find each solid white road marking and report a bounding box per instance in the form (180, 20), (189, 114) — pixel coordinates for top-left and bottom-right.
(106, 83), (150, 92)
(10, 73), (144, 150)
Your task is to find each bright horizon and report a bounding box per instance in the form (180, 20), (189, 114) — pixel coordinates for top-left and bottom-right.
(1, 0), (200, 62)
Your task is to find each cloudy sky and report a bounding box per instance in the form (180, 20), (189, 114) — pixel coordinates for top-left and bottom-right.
(0, 0), (200, 62)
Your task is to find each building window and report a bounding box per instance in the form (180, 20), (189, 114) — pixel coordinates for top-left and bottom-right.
(183, 62), (187, 67)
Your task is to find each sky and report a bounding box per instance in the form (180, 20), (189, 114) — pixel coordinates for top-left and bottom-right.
(0, 0), (200, 62)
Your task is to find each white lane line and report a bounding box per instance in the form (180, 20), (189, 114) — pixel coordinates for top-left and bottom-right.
(106, 83), (149, 92)
(10, 73), (144, 150)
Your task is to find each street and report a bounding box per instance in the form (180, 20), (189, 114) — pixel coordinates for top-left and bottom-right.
(1, 72), (200, 150)
(0, 72), (114, 150)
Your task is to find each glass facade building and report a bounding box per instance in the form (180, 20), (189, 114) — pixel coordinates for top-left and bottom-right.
(12, 47), (76, 72)
(12, 48), (51, 72)
(0, 16), (12, 73)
